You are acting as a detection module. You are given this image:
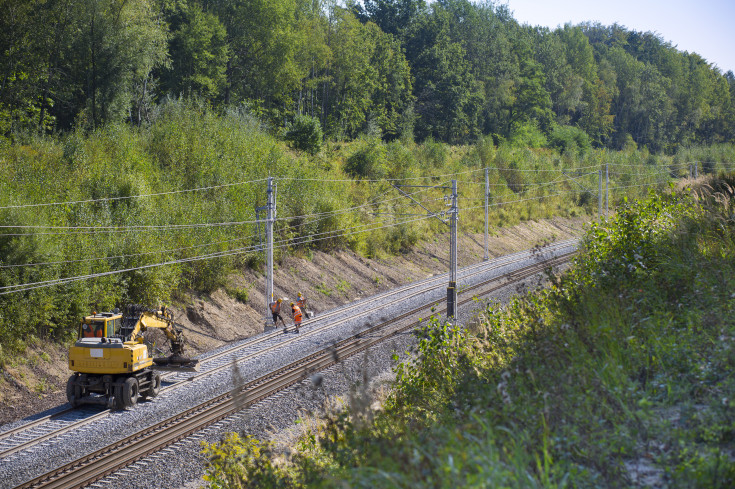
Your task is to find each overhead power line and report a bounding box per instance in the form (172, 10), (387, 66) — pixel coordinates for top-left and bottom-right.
(0, 187), (446, 268)
(0, 178), (269, 210)
(0, 213), (433, 295)
(0, 219), (260, 233)
(0, 161), (704, 212)
(0, 179), (444, 237)
(0, 234), (259, 269)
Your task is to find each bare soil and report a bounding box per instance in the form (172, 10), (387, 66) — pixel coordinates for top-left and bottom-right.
(0, 217), (587, 427)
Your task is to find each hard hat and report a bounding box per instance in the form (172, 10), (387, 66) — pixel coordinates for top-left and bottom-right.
(290, 302), (294, 306)
(297, 292), (302, 297)
(277, 298), (282, 303)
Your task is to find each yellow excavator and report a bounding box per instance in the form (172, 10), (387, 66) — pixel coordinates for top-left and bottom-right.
(67, 304), (198, 409)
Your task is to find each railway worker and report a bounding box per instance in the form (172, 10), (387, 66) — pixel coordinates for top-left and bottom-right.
(290, 302), (302, 334)
(82, 322), (103, 338)
(296, 292), (309, 317)
(270, 298), (287, 330)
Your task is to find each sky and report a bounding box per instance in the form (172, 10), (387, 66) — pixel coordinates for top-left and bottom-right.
(502, 0), (735, 74)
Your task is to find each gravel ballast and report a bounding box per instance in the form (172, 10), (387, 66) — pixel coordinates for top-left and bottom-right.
(0, 243), (575, 489)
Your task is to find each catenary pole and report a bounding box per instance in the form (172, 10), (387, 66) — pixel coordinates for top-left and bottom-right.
(447, 180), (458, 319)
(265, 177), (274, 322)
(484, 168), (489, 261)
(605, 162), (609, 220)
(598, 169), (602, 222)
(393, 182), (458, 319)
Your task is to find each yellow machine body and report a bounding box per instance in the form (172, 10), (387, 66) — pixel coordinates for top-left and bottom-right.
(68, 313), (154, 375)
(66, 307), (196, 409)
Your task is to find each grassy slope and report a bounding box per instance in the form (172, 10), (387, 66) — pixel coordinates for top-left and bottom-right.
(0, 100), (676, 358)
(202, 175), (735, 488)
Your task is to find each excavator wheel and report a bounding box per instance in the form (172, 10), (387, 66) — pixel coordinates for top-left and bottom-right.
(119, 377), (139, 409)
(141, 372), (161, 400)
(66, 375), (81, 408)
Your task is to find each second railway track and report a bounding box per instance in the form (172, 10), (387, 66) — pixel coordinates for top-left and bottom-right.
(4, 243), (576, 489)
(0, 240), (575, 457)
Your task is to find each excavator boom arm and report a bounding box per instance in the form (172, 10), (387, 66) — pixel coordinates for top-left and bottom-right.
(122, 305), (193, 367)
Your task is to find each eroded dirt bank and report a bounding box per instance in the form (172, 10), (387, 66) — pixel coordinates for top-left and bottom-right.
(0, 217), (587, 426)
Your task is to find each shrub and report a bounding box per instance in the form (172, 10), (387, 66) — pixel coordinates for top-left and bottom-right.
(548, 125), (591, 156)
(344, 140), (387, 179)
(285, 114), (323, 154)
(508, 121), (547, 148)
(417, 136), (447, 168)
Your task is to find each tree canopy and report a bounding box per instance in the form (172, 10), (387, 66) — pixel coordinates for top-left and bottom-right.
(1, 0), (733, 151)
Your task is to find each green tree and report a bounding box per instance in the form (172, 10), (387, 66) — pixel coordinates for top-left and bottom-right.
(510, 57), (554, 134)
(0, 0), (57, 137)
(405, 4), (485, 143)
(212, 0), (302, 118)
(434, 0), (519, 139)
(354, 0), (427, 38)
(412, 33), (483, 143)
(63, 0), (168, 128)
(161, 2), (228, 99)
(725, 71), (735, 141)
(323, 9), (413, 140)
(534, 27), (581, 126)
(285, 113), (323, 153)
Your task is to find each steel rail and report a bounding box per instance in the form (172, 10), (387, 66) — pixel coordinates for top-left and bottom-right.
(0, 242), (577, 459)
(13, 252), (573, 489)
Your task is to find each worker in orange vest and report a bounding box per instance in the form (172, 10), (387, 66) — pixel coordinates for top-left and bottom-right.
(296, 292), (309, 317)
(82, 323), (103, 338)
(269, 298), (287, 330)
(290, 302), (302, 334)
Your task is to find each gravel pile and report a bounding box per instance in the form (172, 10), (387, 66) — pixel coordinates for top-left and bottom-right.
(0, 242), (575, 489)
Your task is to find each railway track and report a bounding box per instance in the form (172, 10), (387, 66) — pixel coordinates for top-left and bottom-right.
(5, 244), (576, 489)
(0, 240), (576, 461)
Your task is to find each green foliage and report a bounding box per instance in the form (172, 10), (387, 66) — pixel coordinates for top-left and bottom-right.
(201, 177), (735, 487)
(315, 282), (332, 297)
(285, 114), (323, 154)
(389, 317), (471, 416)
(214, 0), (303, 116)
(0, 0), (168, 131)
(415, 136), (447, 167)
(201, 432), (283, 488)
(508, 121), (548, 148)
(2, 0), (734, 150)
(0, 85), (731, 361)
(549, 125), (592, 156)
(344, 139), (387, 179)
(324, 9), (414, 140)
(162, 3), (229, 99)
(577, 190), (694, 287)
(0, 101), (300, 351)
(412, 28), (484, 144)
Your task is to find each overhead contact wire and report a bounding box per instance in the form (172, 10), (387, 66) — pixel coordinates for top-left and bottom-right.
(0, 214), (433, 295)
(0, 177), (269, 210)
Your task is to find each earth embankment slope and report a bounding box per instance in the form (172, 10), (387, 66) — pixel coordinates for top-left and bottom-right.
(0, 217), (587, 426)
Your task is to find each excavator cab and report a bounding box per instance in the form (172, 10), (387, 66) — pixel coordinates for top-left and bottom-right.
(79, 312), (120, 339)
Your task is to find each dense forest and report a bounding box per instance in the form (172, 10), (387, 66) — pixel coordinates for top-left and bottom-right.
(2, 0), (734, 152)
(1, 0), (735, 355)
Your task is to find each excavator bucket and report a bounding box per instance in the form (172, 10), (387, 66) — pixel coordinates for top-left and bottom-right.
(153, 355), (200, 372)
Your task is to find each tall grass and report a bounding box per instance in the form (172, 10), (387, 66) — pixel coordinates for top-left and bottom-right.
(0, 99), (731, 359)
(201, 175), (735, 488)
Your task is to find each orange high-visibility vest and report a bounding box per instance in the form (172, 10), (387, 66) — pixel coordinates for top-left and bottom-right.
(270, 302), (280, 313)
(292, 305), (302, 322)
(296, 296), (306, 308)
